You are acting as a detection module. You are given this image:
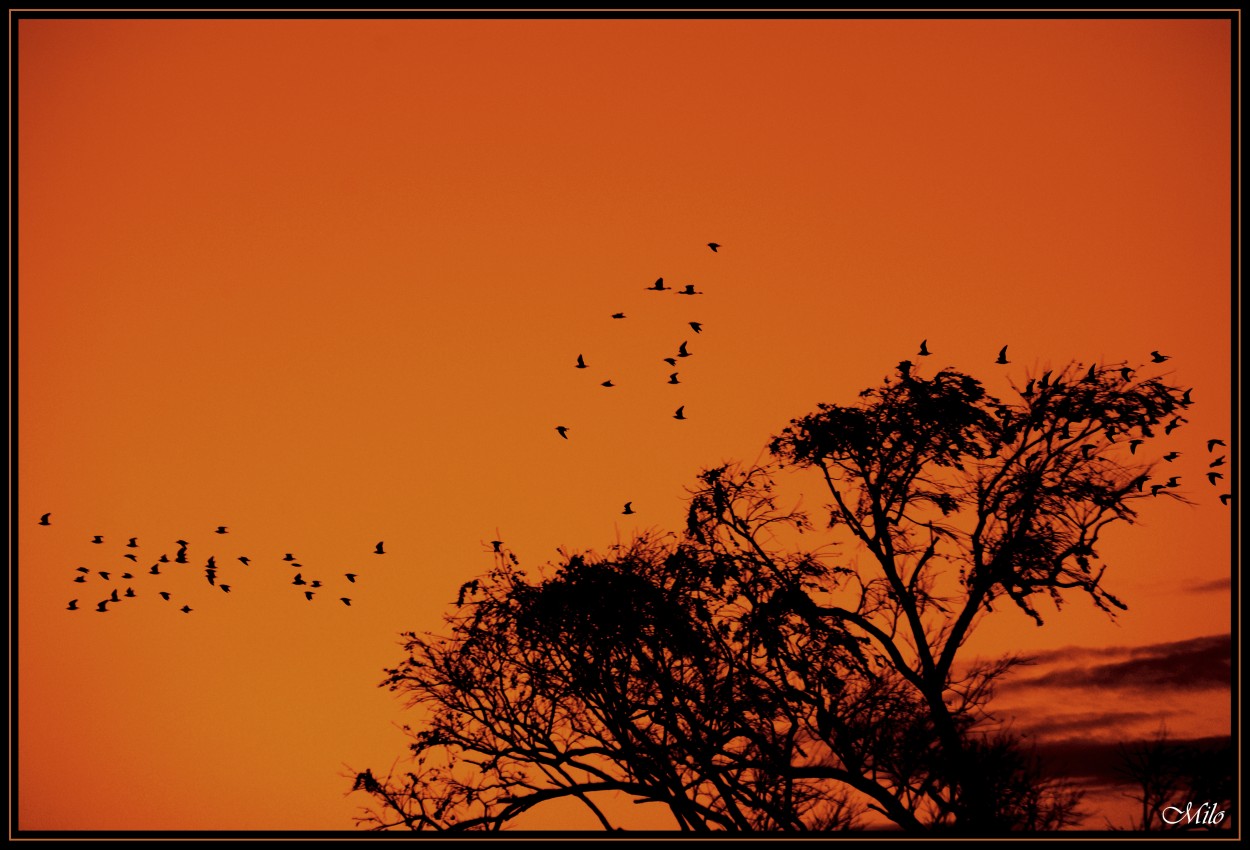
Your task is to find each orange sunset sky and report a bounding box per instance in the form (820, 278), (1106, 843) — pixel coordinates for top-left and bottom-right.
(15, 14), (1235, 832)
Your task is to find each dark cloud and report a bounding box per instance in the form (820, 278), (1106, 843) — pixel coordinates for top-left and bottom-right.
(1017, 711), (1166, 740)
(1002, 634), (1230, 693)
(1189, 577), (1232, 594)
(1032, 735), (1232, 786)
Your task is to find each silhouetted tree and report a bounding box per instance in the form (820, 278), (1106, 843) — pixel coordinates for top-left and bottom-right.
(1116, 728), (1234, 831)
(351, 359), (1191, 832)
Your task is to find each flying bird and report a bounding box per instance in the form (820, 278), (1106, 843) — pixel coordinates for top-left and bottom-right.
(1164, 417), (1185, 435)
(340, 598), (352, 606)
(206, 556), (216, 568)
(647, 278), (669, 291)
(677, 341), (690, 358)
(995, 346), (1009, 365)
(601, 380), (615, 388)
(159, 592), (171, 601)
(283, 553), (296, 561)
(1084, 364), (1097, 383)
(121, 572), (133, 580)
(575, 354), (587, 369)
(73, 576), (86, 583)
(707, 242), (720, 252)
(220, 584), (232, 593)
(1150, 350), (1170, 363)
(556, 425), (569, 439)
(109, 589), (120, 603)
(98, 571), (111, 581)
(97, 600), (109, 613)
(374, 541), (385, 555)
(305, 591), (315, 601)
(310, 580), (322, 588)
(124, 587), (135, 598)
(689, 321), (703, 334)
(1207, 472), (1224, 485)
(76, 566), (89, 573)
(175, 550), (188, 564)
(1180, 388), (1193, 407)
(1220, 493), (1232, 505)
(293, 574), (306, 586)
(1166, 476), (1181, 488)
(491, 540), (503, 553)
(1119, 366), (1134, 381)
(180, 605), (192, 613)
(215, 526), (228, 534)
(623, 502), (635, 515)
(668, 373), (680, 384)
(345, 573), (357, 583)
(238, 556), (250, 566)
(127, 537), (138, 548)
(39, 513), (51, 526)
(205, 569), (217, 586)
(175, 540), (188, 547)
(123, 554), (137, 562)
(1129, 439), (1143, 455)
(158, 554), (168, 563)
(663, 357), (677, 367)
(1150, 484), (1166, 496)
(149, 564), (161, 575)
(1163, 452), (1180, 462)
(1209, 456), (1226, 468)
(1207, 439), (1226, 452)
(92, 536), (103, 544)
(67, 600), (78, 611)
(611, 312), (626, 319)
(674, 405), (686, 420)
(677, 284), (702, 295)
(918, 339), (931, 357)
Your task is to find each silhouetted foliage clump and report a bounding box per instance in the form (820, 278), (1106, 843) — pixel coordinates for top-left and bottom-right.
(351, 359), (1193, 832)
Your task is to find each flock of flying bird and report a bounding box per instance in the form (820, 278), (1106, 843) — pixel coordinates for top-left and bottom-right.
(44, 518), (385, 614)
(41, 240), (1232, 612)
(553, 241), (722, 516)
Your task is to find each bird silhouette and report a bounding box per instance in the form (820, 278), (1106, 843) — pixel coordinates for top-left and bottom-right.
(205, 569), (217, 586)
(283, 553), (296, 561)
(1135, 475), (1149, 492)
(678, 341), (690, 358)
(39, 513), (51, 526)
(121, 572), (133, 580)
(556, 425), (569, 439)
(123, 554), (137, 562)
(109, 589), (120, 603)
(1150, 484), (1166, 496)
(1164, 417), (1185, 435)
(668, 373), (680, 384)
(159, 592), (171, 601)
(647, 278), (669, 291)
(1083, 364), (1097, 383)
(1220, 493), (1232, 505)
(1166, 476), (1181, 488)
(158, 554), (169, 563)
(97, 600), (109, 613)
(206, 556), (216, 568)
(995, 345), (1009, 365)
(1022, 379), (1035, 398)
(293, 574), (306, 585)
(180, 605), (192, 613)
(1163, 452), (1180, 462)
(345, 573), (357, 583)
(149, 564), (161, 575)
(1150, 350), (1170, 363)
(127, 538), (138, 548)
(1207, 439), (1226, 452)
(176, 539), (189, 547)
(707, 242), (720, 252)
(98, 571), (111, 581)
(124, 587), (135, 598)
(674, 405), (686, 420)
(310, 580), (322, 588)
(575, 354), (588, 369)
(76, 566), (89, 573)
(374, 541), (385, 555)
(601, 380), (615, 388)
(623, 502), (635, 515)
(663, 357), (677, 367)
(1209, 456), (1226, 468)
(677, 284), (702, 295)
(1120, 366), (1134, 381)
(918, 339), (930, 357)
(689, 321), (703, 334)
(611, 312), (626, 319)
(340, 597), (352, 606)
(1129, 439), (1143, 454)
(491, 540), (503, 553)
(175, 550), (188, 564)
(73, 576), (86, 583)
(67, 600), (78, 611)
(305, 591), (315, 601)
(1180, 388), (1193, 406)
(92, 535), (103, 544)
(215, 526), (228, 534)
(238, 556), (250, 566)
(1207, 472), (1224, 485)
(220, 584), (232, 593)
(1080, 444), (1096, 458)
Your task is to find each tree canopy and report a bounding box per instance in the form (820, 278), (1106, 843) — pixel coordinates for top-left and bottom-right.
(350, 358), (1193, 832)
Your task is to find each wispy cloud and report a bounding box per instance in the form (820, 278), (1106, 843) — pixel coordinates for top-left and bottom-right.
(1001, 634), (1230, 693)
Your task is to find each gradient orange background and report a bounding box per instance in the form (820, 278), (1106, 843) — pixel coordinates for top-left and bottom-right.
(17, 17), (1233, 830)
